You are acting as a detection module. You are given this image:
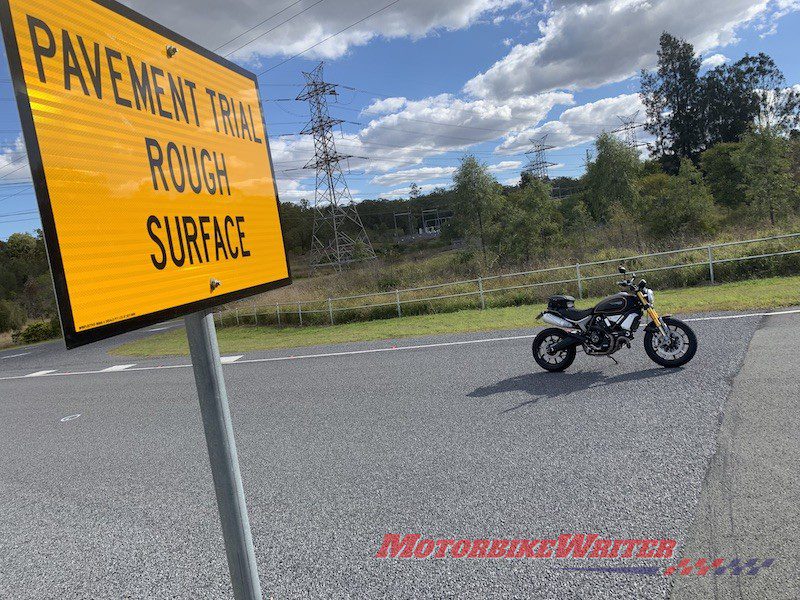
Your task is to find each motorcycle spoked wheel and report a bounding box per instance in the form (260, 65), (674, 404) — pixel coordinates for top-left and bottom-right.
(643, 316), (697, 368)
(532, 328), (577, 372)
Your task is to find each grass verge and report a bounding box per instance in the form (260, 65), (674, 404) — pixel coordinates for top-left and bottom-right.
(112, 275), (800, 357)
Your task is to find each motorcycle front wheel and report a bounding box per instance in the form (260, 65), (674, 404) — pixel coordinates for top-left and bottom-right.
(532, 328), (577, 372)
(643, 316), (697, 368)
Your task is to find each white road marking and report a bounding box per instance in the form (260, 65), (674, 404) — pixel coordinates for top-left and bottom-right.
(1, 352), (31, 360)
(24, 370), (56, 377)
(100, 364), (136, 372)
(60, 414), (81, 422)
(1, 308), (798, 382)
(683, 308), (800, 322)
(236, 334), (540, 365)
(220, 355), (243, 364)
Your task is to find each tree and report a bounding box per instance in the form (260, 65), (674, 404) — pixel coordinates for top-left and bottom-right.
(739, 53), (800, 132)
(641, 33), (706, 170)
(0, 299), (26, 333)
(520, 170), (536, 189)
(277, 200), (314, 254)
(561, 196), (594, 247)
(452, 156), (499, 266)
(790, 131), (800, 188)
(703, 62), (759, 146)
(643, 33), (799, 168)
(582, 133), (642, 222)
(700, 143), (746, 209)
(704, 53), (799, 145)
(734, 126), (796, 225)
(489, 179), (563, 264)
(645, 159), (718, 237)
(409, 182), (421, 199)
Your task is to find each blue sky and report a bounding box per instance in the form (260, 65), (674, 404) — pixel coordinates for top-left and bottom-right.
(2, 0), (800, 239)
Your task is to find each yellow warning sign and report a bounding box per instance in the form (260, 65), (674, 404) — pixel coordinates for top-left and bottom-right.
(0, 0), (290, 347)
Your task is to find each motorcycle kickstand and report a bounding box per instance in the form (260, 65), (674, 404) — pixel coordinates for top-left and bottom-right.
(607, 355), (619, 365)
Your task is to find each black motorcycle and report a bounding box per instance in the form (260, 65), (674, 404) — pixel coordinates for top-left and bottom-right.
(532, 266), (697, 371)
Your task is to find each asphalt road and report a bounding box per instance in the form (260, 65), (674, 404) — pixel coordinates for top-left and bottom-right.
(0, 310), (795, 598)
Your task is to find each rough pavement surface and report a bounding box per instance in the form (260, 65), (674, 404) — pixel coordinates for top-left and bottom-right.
(670, 312), (800, 599)
(0, 313), (785, 598)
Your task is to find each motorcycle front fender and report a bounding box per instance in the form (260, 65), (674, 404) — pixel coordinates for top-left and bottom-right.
(644, 314), (672, 333)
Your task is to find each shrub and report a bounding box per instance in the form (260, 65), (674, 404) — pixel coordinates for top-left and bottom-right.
(11, 320), (59, 344)
(0, 300), (26, 333)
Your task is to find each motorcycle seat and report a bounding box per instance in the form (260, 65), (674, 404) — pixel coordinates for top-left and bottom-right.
(562, 306), (594, 321)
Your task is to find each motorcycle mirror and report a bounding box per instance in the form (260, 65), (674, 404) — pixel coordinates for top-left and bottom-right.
(638, 279), (647, 289)
(618, 265), (627, 274)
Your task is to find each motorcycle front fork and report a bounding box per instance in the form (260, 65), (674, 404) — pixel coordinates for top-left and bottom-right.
(647, 307), (671, 337)
(638, 292), (671, 337)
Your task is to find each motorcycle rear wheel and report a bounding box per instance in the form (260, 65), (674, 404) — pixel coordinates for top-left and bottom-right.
(643, 317), (697, 368)
(533, 328), (577, 372)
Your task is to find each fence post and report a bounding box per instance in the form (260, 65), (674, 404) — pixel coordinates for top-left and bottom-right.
(478, 277), (486, 310)
(707, 246), (715, 284)
(298, 302), (303, 326)
(395, 290), (402, 318)
(276, 304), (281, 327)
(235, 308), (240, 326)
(327, 298), (334, 325)
(253, 301), (258, 325)
(576, 263), (584, 299)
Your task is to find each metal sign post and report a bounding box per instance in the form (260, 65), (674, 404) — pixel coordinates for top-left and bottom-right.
(185, 310), (263, 600)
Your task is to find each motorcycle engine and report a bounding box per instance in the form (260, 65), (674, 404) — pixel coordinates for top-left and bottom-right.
(586, 323), (613, 353)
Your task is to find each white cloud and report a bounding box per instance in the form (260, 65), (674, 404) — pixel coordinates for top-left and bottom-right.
(371, 166), (456, 186)
(276, 177), (315, 202)
(465, 0), (793, 99)
(0, 136), (31, 183)
(701, 53), (729, 69)
(363, 97), (408, 115)
(124, 0), (525, 61)
(756, 0), (800, 36)
(496, 93), (645, 154)
(487, 160), (522, 173)
(358, 91), (574, 167)
(263, 91), (570, 177)
(379, 183), (445, 199)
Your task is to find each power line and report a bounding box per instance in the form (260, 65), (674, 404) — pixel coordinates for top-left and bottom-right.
(213, 0), (307, 51)
(0, 216), (39, 225)
(0, 186), (32, 202)
(257, 0), (400, 75)
(297, 62), (376, 268)
(615, 111), (645, 149)
(0, 162), (29, 181)
(524, 135), (556, 180)
(0, 209), (37, 218)
(272, 103), (628, 148)
(222, 0), (328, 58)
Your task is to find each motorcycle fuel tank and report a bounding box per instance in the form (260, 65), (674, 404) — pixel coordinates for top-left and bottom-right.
(594, 292), (638, 315)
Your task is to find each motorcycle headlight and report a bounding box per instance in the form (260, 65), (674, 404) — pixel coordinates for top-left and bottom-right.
(645, 288), (655, 305)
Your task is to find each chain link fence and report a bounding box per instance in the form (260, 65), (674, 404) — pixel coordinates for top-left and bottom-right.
(213, 232), (800, 328)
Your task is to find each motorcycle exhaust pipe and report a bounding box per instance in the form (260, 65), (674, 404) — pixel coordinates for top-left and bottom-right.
(540, 311), (574, 329)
